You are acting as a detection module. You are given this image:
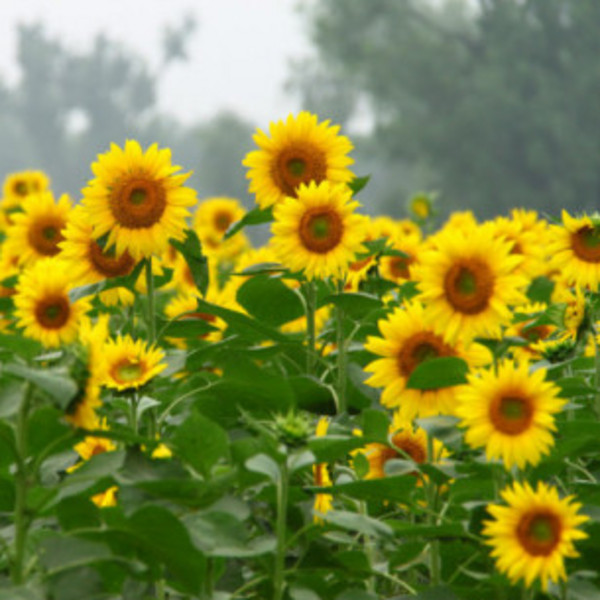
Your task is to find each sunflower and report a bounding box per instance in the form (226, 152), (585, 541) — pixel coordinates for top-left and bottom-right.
(489, 213), (548, 279)
(2, 170), (50, 210)
(547, 211), (600, 290)
(271, 180), (367, 280)
(81, 140), (197, 260)
(407, 192), (435, 221)
(13, 258), (90, 348)
(100, 335), (166, 391)
(59, 206), (137, 306)
(415, 224), (527, 341)
(4, 191), (71, 265)
(456, 360), (565, 470)
(360, 412), (447, 481)
(364, 301), (490, 419)
(243, 111), (354, 209)
(379, 232), (421, 285)
(505, 303), (556, 362)
(483, 481), (588, 590)
(312, 417), (333, 524)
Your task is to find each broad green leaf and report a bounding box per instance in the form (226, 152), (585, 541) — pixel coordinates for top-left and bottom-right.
(171, 412), (230, 478)
(245, 453), (280, 484)
(3, 363), (78, 407)
(39, 533), (112, 574)
(324, 292), (382, 320)
(406, 357), (469, 390)
(526, 275), (555, 304)
(290, 375), (336, 414)
(327, 475), (416, 503)
(0, 379), (25, 417)
(224, 206), (273, 239)
(237, 275), (304, 326)
(169, 229), (209, 296)
(308, 435), (365, 462)
(361, 409), (389, 443)
(323, 510), (393, 538)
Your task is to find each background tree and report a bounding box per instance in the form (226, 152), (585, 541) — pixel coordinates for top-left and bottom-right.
(293, 0), (600, 219)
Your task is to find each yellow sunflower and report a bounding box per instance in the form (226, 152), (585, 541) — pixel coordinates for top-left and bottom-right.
(364, 301), (490, 419)
(547, 211), (600, 289)
(312, 417), (333, 524)
(81, 140), (197, 260)
(2, 170), (50, 210)
(243, 111), (354, 209)
(100, 335), (166, 391)
(379, 232), (421, 285)
(505, 303), (556, 362)
(456, 360), (565, 470)
(415, 224), (527, 341)
(59, 206), (137, 306)
(4, 191), (71, 265)
(483, 481), (588, 590)
(271, 180), (367, 280)
(360, 412), (447, 480)
(407, 192), (434, 221)
(13, 258), (90, 348)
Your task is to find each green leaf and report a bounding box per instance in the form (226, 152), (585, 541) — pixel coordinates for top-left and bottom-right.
(324, 292), (382, 320)
(0, 379), (25, 417)
(224, 206), (274, 240)
(3, 363), (78, 407)
(169, 229), (209, 296)
(245, 453), (280, 484)
(237, 275), (304, 326)
(348, 175), (370, 195)
(361, 409), (390, 443)
(290, 375), (337, 414)
(327, 475), (416, 503)
(39, 533), (112, 574)
(526, 276), (555, 304)
(157, 316), (217, 338)
(171, 412), (230, 478)
(406, 357), (469, 390)
(308, 435), (365, 462)
(323, 509), (393, 538)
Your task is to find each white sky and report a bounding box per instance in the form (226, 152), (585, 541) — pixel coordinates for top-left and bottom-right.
(0, 0), (313, 128)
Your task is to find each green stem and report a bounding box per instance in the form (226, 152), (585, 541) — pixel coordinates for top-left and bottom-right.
(359, 502), (376, 593)
(304, 281), (317, 375)
(204, 558), (214, 599)
(336, 280), (348, 414)
(593, 330), (600, 418)
(273, 459), (289, 600)
(12, 384), (34, 585)
(129, 393), (138, 435)
(426, 435), (441, 587)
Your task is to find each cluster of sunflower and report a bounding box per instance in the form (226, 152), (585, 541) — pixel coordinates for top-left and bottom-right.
(0, 111), (597, 598)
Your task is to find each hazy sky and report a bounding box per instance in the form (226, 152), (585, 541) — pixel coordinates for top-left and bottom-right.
(0, 0), (313, 127)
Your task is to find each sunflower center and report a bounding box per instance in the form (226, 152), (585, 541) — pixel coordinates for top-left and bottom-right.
(389, 256), (414, 280)
(443, 260), (494, 315)
(520, 323), (551, 343)
(28, 217), (66, 256)
(489, 394), (534, 435)
(391, 434), (427, 464)
(88, 241), (136, 278)
(571, 226), (600, 263)
(110, 178), (167, 229)
(113, 359), (145, 384)
(14, 181), (28, 196)
(349, 255), (372, 272)
(517, 511), (561, 556)
(272, 144), (327, 197)
(299, 208), (343, 254)
(397, 332), (455, 377)
(214, 210), (234, 232)
(34, 295), (70, 329)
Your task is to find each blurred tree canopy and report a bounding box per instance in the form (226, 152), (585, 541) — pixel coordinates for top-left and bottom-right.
(293, 0), (600, 219)
(0, 21), (254, 206)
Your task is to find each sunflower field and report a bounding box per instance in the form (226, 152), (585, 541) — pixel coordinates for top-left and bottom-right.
(0, 112), (599, 600)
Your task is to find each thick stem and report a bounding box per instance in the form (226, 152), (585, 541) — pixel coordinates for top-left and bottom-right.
(273, 460), (289, 600)
(304, 281), (317, 375)
(359, 501), (376, 593)
(12, 384), (33, 585)
(336, 280), (348, 414)
(593, 330), (600, 418)
(129, 392), (138, 435)
(426, 435), (441, 587)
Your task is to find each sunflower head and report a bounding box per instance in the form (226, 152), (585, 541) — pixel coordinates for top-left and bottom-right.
(243, 111), (354, 209)
(407, 192), (435, 221)
(483, 481), (588, 590)
(82, 140), (197, 260)
(4, 191), (71, 266)
(271, 180), (367, 281)
(13, 258), (90, 348)
(100, 334), (166, 391)
(2, 170), (50, 210)
(456, 361), (566, 470)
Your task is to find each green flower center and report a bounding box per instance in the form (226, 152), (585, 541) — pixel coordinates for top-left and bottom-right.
(117, 362), (143, 382)
(130, 188), (147, 205)
(287, 158), (306, 177)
